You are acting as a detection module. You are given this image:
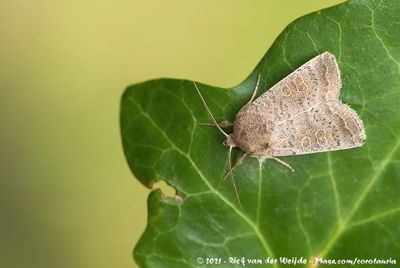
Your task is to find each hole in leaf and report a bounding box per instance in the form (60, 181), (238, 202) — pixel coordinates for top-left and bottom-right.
(152, 180), (183, 204)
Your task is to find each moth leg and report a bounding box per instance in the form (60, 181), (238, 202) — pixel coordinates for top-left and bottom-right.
(198, 120), (233, 129)
(270, 157), (294, 172)
(246, 73), (261, 105)
(223, 152), (248, 180)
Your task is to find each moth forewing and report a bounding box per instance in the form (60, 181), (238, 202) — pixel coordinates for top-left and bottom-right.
(194, 52), (366, 208)
(231, 52), (365, 161)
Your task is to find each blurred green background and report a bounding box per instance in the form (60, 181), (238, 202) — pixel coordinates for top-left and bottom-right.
(0, 1), (344, 267)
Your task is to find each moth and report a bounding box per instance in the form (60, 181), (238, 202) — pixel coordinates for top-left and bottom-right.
(194, 52), (366, 206)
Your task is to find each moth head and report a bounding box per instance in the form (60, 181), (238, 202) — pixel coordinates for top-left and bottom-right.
(223, 134), (236, 148)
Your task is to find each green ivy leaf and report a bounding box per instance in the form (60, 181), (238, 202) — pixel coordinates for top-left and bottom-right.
(121, 1), (400, 267)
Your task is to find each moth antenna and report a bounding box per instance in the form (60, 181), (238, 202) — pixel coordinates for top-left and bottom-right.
(194, 82), (241, 208)
(226, 146), (242, 209)
(223, 152), (247, 180)
(248, 73), (261, 104)
(224, 146), (233, 180)
(227, 146), (233, 180)
(193, 82), (229, 138)
(230, 172), (243, 210)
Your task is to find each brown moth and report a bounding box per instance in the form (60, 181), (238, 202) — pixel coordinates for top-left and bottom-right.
(194, 52), (366, 207)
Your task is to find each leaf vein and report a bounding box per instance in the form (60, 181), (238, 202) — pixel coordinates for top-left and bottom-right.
(128, 96), (278, 265)
(316, 137), (400, 259)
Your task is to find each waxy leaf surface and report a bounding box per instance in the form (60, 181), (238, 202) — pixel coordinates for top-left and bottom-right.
(121, 1), (400, 267)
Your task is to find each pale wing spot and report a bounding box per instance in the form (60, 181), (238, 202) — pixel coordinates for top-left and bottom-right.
(302, 136), (311, 148)
(281, 85), (292, 96)
(295, 75), (308, 92)
(288, 80), (297, 93)
(316, 129), (328, 146)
